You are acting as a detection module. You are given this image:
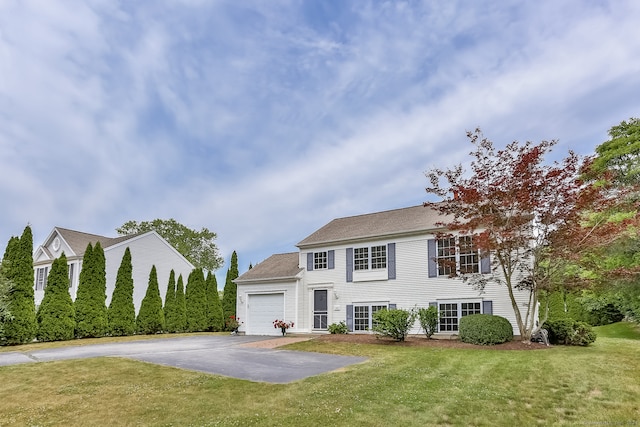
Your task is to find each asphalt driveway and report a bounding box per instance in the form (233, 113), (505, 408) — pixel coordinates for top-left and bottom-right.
(0, 335), (367, 383)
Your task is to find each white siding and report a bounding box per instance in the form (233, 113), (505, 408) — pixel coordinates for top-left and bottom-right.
(236, 279), (300, 334)
(300, 234), (532, 336)
(105, 232), (194, 313)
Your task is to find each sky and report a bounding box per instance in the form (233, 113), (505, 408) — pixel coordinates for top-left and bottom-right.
(1, 0), (639, 285)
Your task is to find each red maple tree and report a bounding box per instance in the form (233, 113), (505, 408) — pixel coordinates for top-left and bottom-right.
(424, 129), (610, 339)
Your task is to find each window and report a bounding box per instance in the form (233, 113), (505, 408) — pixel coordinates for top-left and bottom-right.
(459, 236), (479, 274)
(354, 245), (386, 271)
(438, 302), (482, 332)
(354, 304), (387, 331)
(354, 247), (369, 270)
(314, 252), (327, 270)
(437, 238), (456, 276)
(436, 236), (479, 276)
(35, 267), (48, 291)
(371, 245), (387, 269)
(68, 263), (74, 289)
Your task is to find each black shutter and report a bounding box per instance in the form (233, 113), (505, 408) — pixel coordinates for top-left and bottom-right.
(346, 304), (354, 332)
(346, 248), (353, 282)
(328, 250), (335, 269)
(480, 251), (491, 274)
(387, 243), (396, 280)
(483, 300), (493, 315)
(307, 253), (313, 271)
(427, 239), (437, 278)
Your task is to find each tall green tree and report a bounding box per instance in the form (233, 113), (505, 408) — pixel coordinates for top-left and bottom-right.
(37, 253), (75, 342)
(205, 272), (224, 331)
(75, 242), (108, 338)
(590, 117), (640, 185)
(185, 268), (207, 332)
(116, 219), (223, 271)
(137, 265), (165, 334)
(175, 274), (187, 332)
(163, 270), (178, 333)
(0, 258), (15, 344)
(222, 251), (239, 327)
(108, 248), (136, 336)
(3, 226), (37, 344)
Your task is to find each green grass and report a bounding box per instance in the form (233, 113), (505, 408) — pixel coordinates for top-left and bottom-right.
(594, 321), (640, 340)
(1, 326), (639, 426)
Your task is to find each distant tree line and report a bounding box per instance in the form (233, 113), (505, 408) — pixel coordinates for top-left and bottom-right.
(0, 226), (240, 345)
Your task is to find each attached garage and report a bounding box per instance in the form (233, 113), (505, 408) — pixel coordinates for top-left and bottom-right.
(246, 293), (285, 335)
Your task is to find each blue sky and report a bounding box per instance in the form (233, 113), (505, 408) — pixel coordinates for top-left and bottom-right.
(1, 1), (639, 284)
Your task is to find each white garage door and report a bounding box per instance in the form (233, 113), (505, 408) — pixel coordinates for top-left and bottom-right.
(247, 293), (285, 335)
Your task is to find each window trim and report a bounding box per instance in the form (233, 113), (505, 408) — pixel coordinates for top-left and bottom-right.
(352, 302), (389, 332)
(436, 236), (480, 276)
(437, 300), (483, 332)
(313, 251), (328, 270)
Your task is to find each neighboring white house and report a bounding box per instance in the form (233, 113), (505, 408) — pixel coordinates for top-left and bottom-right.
(235, 205), (532, 337)
(33, 227), (195, 313)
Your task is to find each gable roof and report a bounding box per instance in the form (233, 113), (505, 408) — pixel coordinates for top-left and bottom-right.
(54, 227), (142, 257)
(297, 205), (451, 248)
(235, 253), (303, 283)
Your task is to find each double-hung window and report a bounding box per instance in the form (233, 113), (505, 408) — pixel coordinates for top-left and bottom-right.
(35, 267), (48, 291)
(436, 236), (479, 275)
(438, 301), (482, 332)
(353, 304), (388, 331)
(314, 251), (328, 270)
(354, 245), (386, 271)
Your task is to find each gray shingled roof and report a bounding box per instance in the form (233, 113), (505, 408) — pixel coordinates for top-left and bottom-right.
(56, 227), (142, 257)
(297, 205), (450, 248)
(235, 253), (302, 283)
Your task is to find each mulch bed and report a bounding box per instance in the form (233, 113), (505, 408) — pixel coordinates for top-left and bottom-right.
(314, 333), (551, 350)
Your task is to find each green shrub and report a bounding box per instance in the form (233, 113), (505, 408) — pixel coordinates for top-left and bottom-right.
(328, 321), (348, 334)
(459, 314), (513, 345)
(417, 306), (438, 339)
(372, 308), (416, 342)
(543, 318), (597, 346)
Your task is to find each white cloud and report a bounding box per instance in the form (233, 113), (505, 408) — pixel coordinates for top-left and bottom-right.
(1, 0), (639, 277)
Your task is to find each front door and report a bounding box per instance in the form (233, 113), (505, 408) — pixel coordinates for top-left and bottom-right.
(313, 289), (328, 329)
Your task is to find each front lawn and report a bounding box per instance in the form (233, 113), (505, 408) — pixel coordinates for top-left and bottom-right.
(0, 325), (638, 426)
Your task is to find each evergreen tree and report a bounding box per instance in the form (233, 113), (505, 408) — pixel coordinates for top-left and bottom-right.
(3, 226), (37, 344)
(37, 253), (75, 342)
(222, 251), (239, 327)
(163, 270), (177, 332)
(108, 248), (136, 336)
(175, 274), (187, 332)
(75, 242), (108, 338)
(185, 268), (207, 331)
(137, 265), (165, 334)
(205, 272), (224, 331)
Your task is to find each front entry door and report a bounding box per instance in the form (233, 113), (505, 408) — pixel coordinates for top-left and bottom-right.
(313, 289), (328, 329)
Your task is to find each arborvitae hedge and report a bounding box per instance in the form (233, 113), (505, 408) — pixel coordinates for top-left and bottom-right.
(222, 251), (239, 327)
(37, 253), (75, 342)
(163, 270), (178, 333)
(75, 242), (108, 338)
(137, 265), (165, 334)
(108, 247), (136, 336)
(3, 226), (37, 344)
(186, 268), (207, 332)
(175, 275), (187, 333)
(206, 272), (224, 331)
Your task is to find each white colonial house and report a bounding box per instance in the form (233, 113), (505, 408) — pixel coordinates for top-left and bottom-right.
(33, 227), (194, 313)
(234, 205), (532, 337)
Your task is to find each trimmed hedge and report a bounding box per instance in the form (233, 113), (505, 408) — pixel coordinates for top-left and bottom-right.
(459, 314), (513, 345)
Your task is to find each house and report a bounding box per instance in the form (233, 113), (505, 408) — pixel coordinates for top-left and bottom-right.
(234, 205), (532, 337)
(33, 227), (195, 313)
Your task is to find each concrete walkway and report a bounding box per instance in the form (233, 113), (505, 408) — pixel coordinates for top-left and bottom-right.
(0, 335), (367, 384)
